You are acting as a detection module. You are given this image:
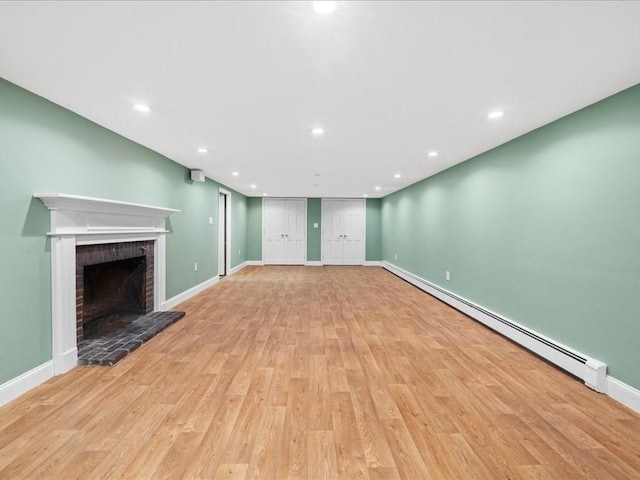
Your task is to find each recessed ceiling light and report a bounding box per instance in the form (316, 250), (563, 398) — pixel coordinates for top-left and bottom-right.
(313, 1), (336, 14)
(375, 186), (381, 191)
(312, 184), (319, 187)
(197, 147), (208, 153)
(250, 184), (257, 189)
(263, 193), (268, 197)
(394, 173), (401, 178)
(232, 172), (239, 176)
(428, 151), (439, 158)
(311, 127), (325, 136)
(133, 104), (150, 113)
(363, 194), (368, 197)
(488, 110), (504, 120)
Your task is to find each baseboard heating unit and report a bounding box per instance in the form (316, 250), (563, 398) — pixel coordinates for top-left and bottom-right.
(382, 261), (608, 394)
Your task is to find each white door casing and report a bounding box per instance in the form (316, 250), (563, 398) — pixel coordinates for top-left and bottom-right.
(218, 189), (231, 276)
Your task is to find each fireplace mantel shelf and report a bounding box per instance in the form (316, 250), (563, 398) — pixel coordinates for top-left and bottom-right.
(34, 193), (180, 217)
(34, 193), (180, 237)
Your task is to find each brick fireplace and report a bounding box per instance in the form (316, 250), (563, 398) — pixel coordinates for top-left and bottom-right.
(35, 193), (179, 375)
(76, 240), (155, 345)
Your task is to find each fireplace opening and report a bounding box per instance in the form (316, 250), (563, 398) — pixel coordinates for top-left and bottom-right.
(83, 256), (146, 338)
(76, 241), (155, 345)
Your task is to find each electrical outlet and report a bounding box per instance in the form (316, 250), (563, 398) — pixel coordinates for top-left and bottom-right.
(208, 217), (214, 225)
(394, 253), (398, 261)
(446, 270), (450, 281)
(194, 262), (198, 272)
(313, 223), (319, 228)
(238, 249), (241, 256)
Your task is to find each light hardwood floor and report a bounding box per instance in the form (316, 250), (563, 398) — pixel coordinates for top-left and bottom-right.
(1, 266), (639, 479)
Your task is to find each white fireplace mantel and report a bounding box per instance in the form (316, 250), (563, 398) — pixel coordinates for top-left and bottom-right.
(34, 193), (180, 375)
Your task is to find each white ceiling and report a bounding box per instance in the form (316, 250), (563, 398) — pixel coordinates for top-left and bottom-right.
(1, 1), (640, 198)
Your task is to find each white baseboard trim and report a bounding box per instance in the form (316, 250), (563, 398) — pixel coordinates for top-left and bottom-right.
(229, 261), (249, 275)
(305, 261), (323, 266)
(0, 361), (54, 408)
(161, 276), (219, 311)
(246, 260), (264, 266)
(607, 377), (640, 414)
(382, 261), (640, 414)
(364, 261), (382, 266)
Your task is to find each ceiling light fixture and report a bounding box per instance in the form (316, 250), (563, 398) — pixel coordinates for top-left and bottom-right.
(311, 127), (325, 136)
(250, 184), (257, 189)
(375, 186), (381, 191)
(232, 172), (239, 176)
(363, 194), (368, 197)
(133, 103), (150, 113)
(263, 193), (268, 197)
(394, 173), (401, 178)
(428, 151), (439, 158)
(313, 1), (336, 14)
(197, 147), (208, 153)
(488, 110), (504, 120)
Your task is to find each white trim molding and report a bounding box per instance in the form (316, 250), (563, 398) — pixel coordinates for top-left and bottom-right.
(34, 193), (180, 376)
(246, 261), (264, 266)
(229, 261), (248, 276)
(163, 261), (249, 311)
(382, 261), (640, 414)
(364, 261), (382, 267)
(305, 261), (323, 266)
(606, 377), (640, 414)
(162, 276), (219, 311)
(0, 362), (54, 408)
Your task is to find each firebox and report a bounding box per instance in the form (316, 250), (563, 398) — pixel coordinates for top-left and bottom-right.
(76, 241), (154, 345)
(83, 256), (146, 322)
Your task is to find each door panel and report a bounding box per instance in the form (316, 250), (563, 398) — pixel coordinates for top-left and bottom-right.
(322, 200), (344, 265)
(322, 199), (365, 265)
(264, 198), (306, 265)
(342, 200), (364, 265)
(263, 199), (286, 264)
(285, 199), (306, 264)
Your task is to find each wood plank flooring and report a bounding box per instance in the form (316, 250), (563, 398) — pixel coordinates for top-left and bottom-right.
(1, 266), (639, 479)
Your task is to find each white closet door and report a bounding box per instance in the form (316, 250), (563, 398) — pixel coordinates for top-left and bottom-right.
(263, 198), (307, 265)
(322, 200), (344, 265)
(322, 199), (365, 265)
(342, 199), (365, 265)
(285, 199), (306, 264)
(263, 199), (286, 264)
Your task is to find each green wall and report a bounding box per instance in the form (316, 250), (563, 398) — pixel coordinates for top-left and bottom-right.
(247, 197), (263, 261)
(0, 78), (248, 385)
(381, 83), (640, 390)
(366, 198), (382, 261)
(307, 198), (322, 262)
